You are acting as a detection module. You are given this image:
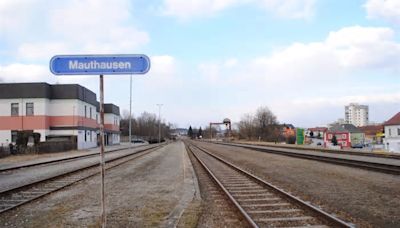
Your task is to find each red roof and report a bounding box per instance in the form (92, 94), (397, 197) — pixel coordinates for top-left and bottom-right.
(358, 125), (383, 135)
(308, 127), (327, 132)
(384, 112), (400, 126)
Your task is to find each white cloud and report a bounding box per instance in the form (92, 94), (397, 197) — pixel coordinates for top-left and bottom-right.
(149, 55), (177, 75)
(17, 42), (69, 61)
(327, 26), (400, 68)
(291, 93), (400, 107)
(195, 25), (400, 126)
(161, 0), (316, 20)
(48, 0), (149, 52)
(259, 0), (315, 19)
(132, 55), (181, 89)
(200, 26), (400, 82)
(0, 0), (41, 39)
(365, 0), (400, 24)
(0, 63), (98, 89)
(223, 58), (238, 68)
(0, 63), (51, 82)
(161, 0), (241, 19)
(2, 0), (149, 61)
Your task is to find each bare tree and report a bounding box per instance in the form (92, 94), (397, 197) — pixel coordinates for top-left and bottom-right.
(255, 106), (278, 141)
(120, 110), (171, 142)
(237, 106), (279, 141)
(238, 113), (256, 140)
(203, 126), (219, 139)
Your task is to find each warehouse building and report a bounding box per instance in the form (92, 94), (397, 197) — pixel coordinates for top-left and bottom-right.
(0, 83), (120, 150)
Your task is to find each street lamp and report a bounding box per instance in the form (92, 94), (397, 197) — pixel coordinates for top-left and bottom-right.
(156, 104), (163, 143)
(129, 75), (132, 146)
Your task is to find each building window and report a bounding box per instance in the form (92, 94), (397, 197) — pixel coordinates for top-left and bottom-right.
(11, 131), (18, 143)
(85, 106), (87, 118)
(389, 128), (392, 136)
(90, 131), (92, 142)
(11, 103), (19, 116)
(26, 103), (34, 116)
(96, 114), (98, 122)
(84, 130), (87, 142)
(398, 128), (400, 136)
(90, 107), (92, 119)
(342, 134), (347, 139)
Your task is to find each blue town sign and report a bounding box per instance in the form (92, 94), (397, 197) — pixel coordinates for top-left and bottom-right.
(50, 54), (150, 75)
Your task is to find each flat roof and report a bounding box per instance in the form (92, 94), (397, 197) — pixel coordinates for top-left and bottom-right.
(0, 83), (119, 114)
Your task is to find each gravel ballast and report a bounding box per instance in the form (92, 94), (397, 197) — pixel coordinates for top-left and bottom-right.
(195, 141), (400, 227)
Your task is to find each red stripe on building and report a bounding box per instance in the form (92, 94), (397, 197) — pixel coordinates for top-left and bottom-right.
(104, 124), (120, 132)
(0, 116), (99, 130)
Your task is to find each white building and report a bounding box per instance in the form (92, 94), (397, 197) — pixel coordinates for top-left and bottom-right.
(345, 103), (369, 127)
(104, 104), (121, 146)
(383, 112), (400, 153)
(0, 83), (120, 150)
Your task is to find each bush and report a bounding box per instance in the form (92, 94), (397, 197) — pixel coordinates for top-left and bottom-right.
(0, 146), (10, 158)
(33, 133), (41, 145)
(37, 141), (76, 153)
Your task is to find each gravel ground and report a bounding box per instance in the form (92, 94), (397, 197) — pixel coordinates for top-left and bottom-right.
(220, 142), (400, 166)
(194, 141), (400, 227)
(0, 141), (198, 227)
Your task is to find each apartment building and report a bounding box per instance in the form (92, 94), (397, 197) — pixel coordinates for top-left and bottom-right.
(0, 83), (120, 149)
(345, 103), (369, 127)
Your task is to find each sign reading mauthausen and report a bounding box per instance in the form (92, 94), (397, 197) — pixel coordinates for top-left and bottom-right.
(50, 54), (151, 75)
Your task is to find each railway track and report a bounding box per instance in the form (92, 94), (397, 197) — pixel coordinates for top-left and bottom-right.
(186, 142), (354, 228)
(0, 144), (164, 214)
(186, 144), (251, 227)
(214, 142), (400, 175)
(0, 144), (149, 172)
(225, 142), (400, 160)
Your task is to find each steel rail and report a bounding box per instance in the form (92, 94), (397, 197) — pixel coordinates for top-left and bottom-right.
(213, 142), (400, 175)
(0, 144), (165, 214)
(0, 144), (163, 195)
(0, 144), (153, 172)
(188, 142), (354, 228)
(220, 141), (400, 160)
(186, 144), (259, 228)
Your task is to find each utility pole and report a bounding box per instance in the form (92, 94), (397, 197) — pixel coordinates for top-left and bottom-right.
(157, 104), (163, 143)
(129, 75), (132, 146)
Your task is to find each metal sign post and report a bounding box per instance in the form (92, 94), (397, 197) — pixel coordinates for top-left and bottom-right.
(50, 54), (150, 228)
(99, 74), (106, 227)
(157, 104), (163, 143)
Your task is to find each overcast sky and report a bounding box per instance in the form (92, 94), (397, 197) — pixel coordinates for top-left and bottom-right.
(1, 0), (400, 128)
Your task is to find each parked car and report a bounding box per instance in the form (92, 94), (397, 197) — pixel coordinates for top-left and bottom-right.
(351, 143), (363, 149)
(131, 139), (148, 144)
